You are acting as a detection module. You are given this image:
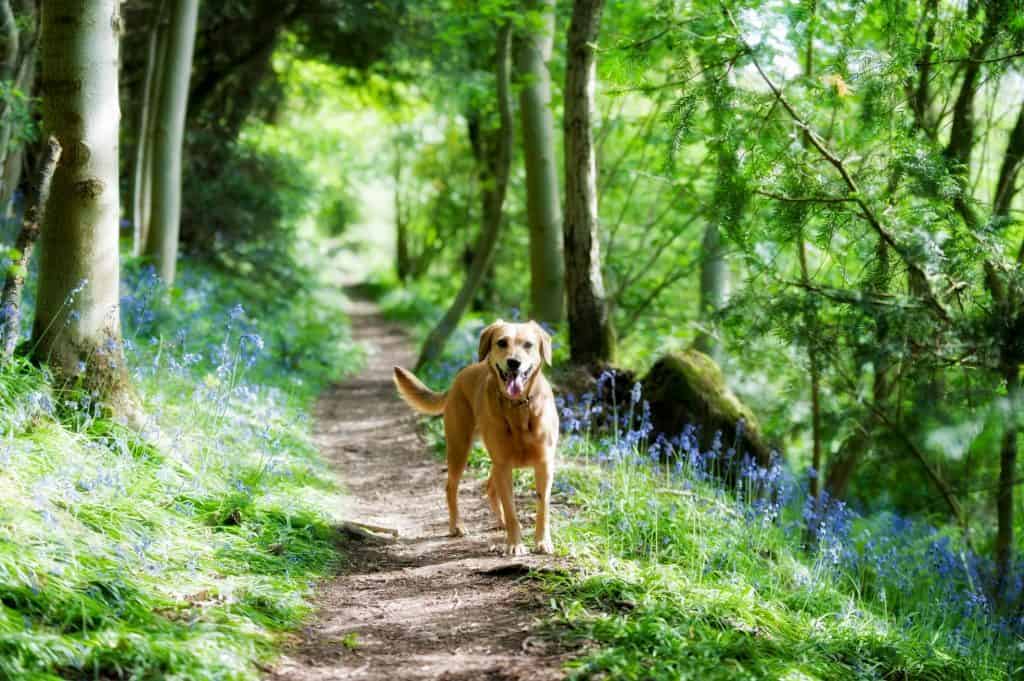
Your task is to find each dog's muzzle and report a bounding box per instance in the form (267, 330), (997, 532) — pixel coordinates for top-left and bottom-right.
(497, 363), (530, 398)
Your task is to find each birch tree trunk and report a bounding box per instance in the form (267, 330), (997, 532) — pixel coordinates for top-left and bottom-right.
(415, 24), (513, 372)
(132, 0), (168, 255)
(517, 0), (563, 325)
(33, 0), (131, 409)
(142, 0), (199, 283)
(563, 0), (614, 365)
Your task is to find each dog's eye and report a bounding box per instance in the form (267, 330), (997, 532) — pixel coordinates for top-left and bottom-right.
(497, 339), (508, 348)
(523, 342), (534, 350)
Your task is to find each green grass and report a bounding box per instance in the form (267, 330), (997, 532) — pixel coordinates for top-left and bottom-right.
(0, 257), (363, 680)
(540, 461), (1006, 680)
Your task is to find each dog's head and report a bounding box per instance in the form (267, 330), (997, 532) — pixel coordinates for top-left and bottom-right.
(477, 319), (552, 399)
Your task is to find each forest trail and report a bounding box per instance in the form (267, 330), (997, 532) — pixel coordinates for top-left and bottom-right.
(269, 297), (570, 681)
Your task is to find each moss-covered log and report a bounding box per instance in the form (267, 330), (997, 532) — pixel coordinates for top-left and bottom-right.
(641, 350), (775, 467)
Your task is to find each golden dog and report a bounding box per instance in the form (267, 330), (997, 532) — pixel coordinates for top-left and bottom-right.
(393, 320), (559, 555)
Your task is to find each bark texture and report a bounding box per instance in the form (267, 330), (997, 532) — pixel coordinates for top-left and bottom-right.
(517, 0), (564, 325)
(33, 0), (130, 406)
(563, 0), (614, 365)
(415, 24), (514, 372)
(142, 0), (199, 282)
(1, 136), (58, 358)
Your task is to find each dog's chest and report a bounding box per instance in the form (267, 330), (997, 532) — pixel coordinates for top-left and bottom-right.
(484, 407), (550, 464)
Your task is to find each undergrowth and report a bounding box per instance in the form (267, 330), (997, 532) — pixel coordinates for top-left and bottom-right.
(377, 275), (1022, 681)
(0, 257), (362, 680)
(546, 385), (1019, 680)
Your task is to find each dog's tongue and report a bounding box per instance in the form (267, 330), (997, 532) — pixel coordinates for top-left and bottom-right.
(506, 373), (524, 398)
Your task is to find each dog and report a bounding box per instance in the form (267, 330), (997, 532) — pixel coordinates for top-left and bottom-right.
(393, 320), (559, 555)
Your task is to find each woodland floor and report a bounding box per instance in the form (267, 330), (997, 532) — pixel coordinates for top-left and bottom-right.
(268, 297), (574, 681)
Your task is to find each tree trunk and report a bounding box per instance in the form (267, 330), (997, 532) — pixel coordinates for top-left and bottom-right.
(799, 0), (824, 517)
(142, 0), (199, 283)
(564, 0), (614, 365)
(995, 364), (1019, 606)
(517, 0), (564, 325)
(994, 101), (1024, 220)
(694, 68), (738, 360)
(0, 0), (20, 177)
(0, 0), (37, 216)
(907, 0), (938, 139)
(415, 24), (514, 372)
(1, 136), (58, 358)
(132, 0), (168, 256)
(393, 137), (411, 281)
(695, 222), (726, 359)
(33, 0), (131, 409)
(943, 1), (1005, 227)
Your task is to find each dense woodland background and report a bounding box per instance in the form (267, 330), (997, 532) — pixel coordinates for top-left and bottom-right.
(2, 0), (1024, 678)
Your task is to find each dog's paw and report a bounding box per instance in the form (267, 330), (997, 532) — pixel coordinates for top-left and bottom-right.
(449, 525), (468, 538)
(505, 542), (529, 556)
(535, 538), (554, 554)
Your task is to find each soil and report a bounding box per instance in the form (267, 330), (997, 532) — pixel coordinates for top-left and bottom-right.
(267, 299), (575, 681)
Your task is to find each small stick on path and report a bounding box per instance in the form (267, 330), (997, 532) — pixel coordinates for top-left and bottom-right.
(339, 520), (400, 541)
(0, 136), (61, 359)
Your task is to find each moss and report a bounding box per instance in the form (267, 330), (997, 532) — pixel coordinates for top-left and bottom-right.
(642, 349), (774, 466)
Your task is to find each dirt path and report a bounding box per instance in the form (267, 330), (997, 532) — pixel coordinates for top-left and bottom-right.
(269, 299), (571, 681)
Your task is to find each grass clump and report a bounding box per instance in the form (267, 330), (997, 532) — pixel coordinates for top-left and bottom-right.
(0, 257), (362, 680)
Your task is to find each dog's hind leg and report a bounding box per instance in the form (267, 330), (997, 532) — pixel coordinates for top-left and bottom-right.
(485, 475), (505, 529)
(444, 406), (473, 538)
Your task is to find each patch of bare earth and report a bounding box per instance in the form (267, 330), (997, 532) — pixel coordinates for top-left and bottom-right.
(268, 299), (574, 681)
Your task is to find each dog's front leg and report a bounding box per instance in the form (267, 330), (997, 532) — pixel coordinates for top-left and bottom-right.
(494, 464), (527, 555)
(534, 459), (554, 554)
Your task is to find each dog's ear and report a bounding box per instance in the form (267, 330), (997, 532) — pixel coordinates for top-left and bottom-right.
(531, 321), (553, 366)
(478, 320), (505, 362)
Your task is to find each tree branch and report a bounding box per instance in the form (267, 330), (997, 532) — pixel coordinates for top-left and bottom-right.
(917, 49), (1024, 67)
(755, 190), (859, 204)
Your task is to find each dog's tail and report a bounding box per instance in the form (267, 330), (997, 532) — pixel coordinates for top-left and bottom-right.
(393, 366), (447, 416)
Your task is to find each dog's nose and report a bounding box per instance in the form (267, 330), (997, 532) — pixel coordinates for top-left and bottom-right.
(506, 358), (521, 371)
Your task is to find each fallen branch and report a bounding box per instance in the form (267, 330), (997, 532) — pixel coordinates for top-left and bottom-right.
(339, 520), (399, 540)
(1, 136), (61, 359)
